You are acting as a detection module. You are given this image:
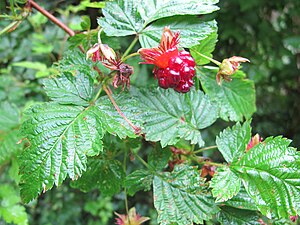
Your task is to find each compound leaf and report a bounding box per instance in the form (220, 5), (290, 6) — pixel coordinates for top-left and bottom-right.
(139, 17), (217, 48)
(217, 206), (261, 225)
(153, 165), (219, 225)
(199, 68), (256, 121)
(210, 167), (241, 202)
(231, 136), (300, 219)
(139, 0), (219, 24)
(191, 31), (218, 65)
(216, 120), (251, 163)
(125, 169), (153, 196)
(43, 71), (93, 106)
(131, 88), (218, 147)
(71, 158), (125, 196)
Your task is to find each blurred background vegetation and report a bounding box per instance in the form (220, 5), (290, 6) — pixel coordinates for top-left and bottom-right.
(0, 0), (299, 224)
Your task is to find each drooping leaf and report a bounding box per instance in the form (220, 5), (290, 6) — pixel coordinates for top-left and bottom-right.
(230, 136), (300, 219)
(0, 101), (20, 131)
(139, 17), (217, 48)
(0, 185), (28, 225)
(43, 71), (93, 106)
(217, 206), (261, 225)
(199, 68), (256, 121)
(139, 0), (219, 24)
(153, 165), (219, 225)
(125, 169), (153, 196)
(210, 166), (241, 202)
(191, 31), (218, 65)
(216, 120), (251, 163)
(71, 158), (125, 196)
(0, 129), (22, 165)
(130, 88), (218, 147)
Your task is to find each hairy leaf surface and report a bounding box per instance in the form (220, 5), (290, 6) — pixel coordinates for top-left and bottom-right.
(43, 71), (93, 106)
(199, 68), (256, 121)
(71, 158), (125, 196)
(153, 165), (219, 225)
(210, 167), (241, 202)
(131, 88), (218, 147)
(217, 206), (261, 225)
(231, 136), (300, 219)
(139, 17), (217, 48)
(216, 121), (251, 163)
(125, 169), (153, 196)
(191, 31), (218, 65)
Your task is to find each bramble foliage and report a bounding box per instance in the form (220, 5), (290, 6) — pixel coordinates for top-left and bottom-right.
(0, 0), (299, 224)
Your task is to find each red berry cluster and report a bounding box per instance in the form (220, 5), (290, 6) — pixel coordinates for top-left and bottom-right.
(154, 50), (196, 93)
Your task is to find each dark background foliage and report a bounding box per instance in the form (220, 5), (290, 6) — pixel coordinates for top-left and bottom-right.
(0, 0), (299, 224)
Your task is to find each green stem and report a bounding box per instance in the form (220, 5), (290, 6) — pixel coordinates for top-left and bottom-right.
(9, 0), (16, 16)
(132, 152), (149, 169)
(123, 150), (129, 217)
(121, 36), (139, 61)
(193, 145), (218, 154)
(191, 49), (221, 66)
(92, 85), (103, 103)
(205, 161), (225, 167)
(122, 52), (140, 62)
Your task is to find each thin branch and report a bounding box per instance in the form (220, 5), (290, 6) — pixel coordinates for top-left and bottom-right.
(103, 86), (141, 134)
(193, 145), (218, 154)
(29, 0), (84, 52)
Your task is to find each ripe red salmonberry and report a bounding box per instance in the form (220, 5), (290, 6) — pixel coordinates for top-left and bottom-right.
(138, 27), (196, 93)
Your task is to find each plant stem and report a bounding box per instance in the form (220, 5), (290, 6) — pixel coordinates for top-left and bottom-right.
(9, 0), (16, 16)
(193, 145), (218, 154)
(191, 49), (221, 66)
(121, 35), (139, 61)
(122, 52), (140, 62)
(133, 152), (149, 169)
(205, 161), (225, 167)
(92, 86), (103, 103)
(103, 86), (141, 134)
(29, 0), (85, 53)
(123, 150), (129, 216)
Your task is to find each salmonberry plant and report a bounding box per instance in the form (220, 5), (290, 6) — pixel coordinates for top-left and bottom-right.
(1, 0), (300, 224)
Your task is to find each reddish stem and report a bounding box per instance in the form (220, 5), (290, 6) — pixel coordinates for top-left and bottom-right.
(28, 0), (140, 134)
(103, 86), (141, 134)
(29, 0), (84, 53)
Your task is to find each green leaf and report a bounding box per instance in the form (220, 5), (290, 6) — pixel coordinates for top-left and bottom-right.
(71, 159), (125, 196)
(210, 167), (241, 202)
(217, 206), (261, 225)
(0, 129), (22, 165)
(216, 121), (251, 163)
(139, 16), (217, 48)
(230, 136), (300, 219)
(80, 15), (91, 30)
(19, 97), (138, 202)
(131, 88), (218, 147)
(224, 186), (258, 211)
(0, 101), (20, 131)
(153, 165), (219, 225)
(125, 169), (153, 196)
(12, 61), (47, 71)
(139, 0), (219, 24)
(148, 146), (171, 171)
(199, 68), (256, 121)
(0, 185), (28, 225)
(43, 71), (93, 106)
(98, 0), (219, 37)
(19, 103), (104, 202)
(97, 0), (144, 36)
(191, 31), (218, 65)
